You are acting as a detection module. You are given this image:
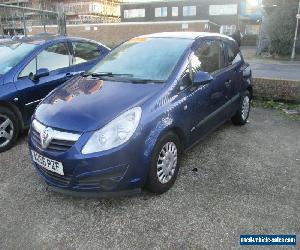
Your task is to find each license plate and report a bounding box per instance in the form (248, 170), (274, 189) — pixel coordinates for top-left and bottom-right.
(31, 150), (64, 176)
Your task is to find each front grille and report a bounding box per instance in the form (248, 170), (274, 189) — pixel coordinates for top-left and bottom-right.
(31, 120), (81, 152)
(36, 164), (72, 186)
(49, 139), (76, 151)
(31, 127), (42, 148)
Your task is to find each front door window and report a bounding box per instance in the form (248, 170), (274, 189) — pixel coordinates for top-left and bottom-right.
(37, 43), (71, 72)
(193, 40), (225, 74)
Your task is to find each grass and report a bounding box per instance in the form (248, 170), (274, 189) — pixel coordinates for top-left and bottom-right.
(252, 98), (300, 121)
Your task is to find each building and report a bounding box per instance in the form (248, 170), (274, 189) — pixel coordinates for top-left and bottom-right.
(0, 0), (121, 35)
(0, 0), (45, 35)
(120, 0), (263, 36)
(54, 0), (121, 24)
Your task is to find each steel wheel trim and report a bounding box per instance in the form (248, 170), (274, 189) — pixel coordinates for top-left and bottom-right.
(241, 96), (250, 121)
(157, 141), (178, 184)
(0, 114), (14, 148)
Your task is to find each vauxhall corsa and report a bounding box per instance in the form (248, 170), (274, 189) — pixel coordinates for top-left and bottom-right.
(28, 32), (252, 196)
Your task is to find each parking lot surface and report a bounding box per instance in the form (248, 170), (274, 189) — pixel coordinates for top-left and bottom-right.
(0, 107), (299, 250)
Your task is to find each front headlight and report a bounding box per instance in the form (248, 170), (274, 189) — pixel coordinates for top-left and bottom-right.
(81, 107), (142, 154)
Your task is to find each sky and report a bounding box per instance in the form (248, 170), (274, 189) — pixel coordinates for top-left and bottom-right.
(122, 0), (175, 2)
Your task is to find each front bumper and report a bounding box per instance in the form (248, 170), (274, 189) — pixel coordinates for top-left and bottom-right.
(28, 127), (150, 195)
(46, 183), (141, 198)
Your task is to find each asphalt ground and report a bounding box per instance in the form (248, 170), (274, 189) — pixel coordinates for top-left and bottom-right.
(241, 47), (300, 81)
(0, 107), (299, 250)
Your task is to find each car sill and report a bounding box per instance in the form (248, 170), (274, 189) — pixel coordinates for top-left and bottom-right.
(25, 99), (43, 106)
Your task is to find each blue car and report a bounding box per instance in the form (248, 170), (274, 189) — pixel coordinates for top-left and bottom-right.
(0, 35), (110, 152)
(28, 32), (252, 196)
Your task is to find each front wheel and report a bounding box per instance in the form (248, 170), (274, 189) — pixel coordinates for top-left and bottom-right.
(0, 107), (20, 153)
(145, 132), (181, 194)
(231, 92), (251, 126)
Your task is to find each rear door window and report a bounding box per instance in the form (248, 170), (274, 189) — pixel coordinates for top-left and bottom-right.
(72, 42), (101, 65)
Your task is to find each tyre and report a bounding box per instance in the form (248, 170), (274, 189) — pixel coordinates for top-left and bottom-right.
(0, 107), (20, 153)
(231, 91), (251, 126)
(145, 131), (181, 194)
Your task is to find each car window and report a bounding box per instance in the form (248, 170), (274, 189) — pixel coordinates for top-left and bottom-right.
(227, 42), (242, 65)
(193, 40), (225, 74)
(37, 43), (70, 72)
(19, 57), (36, 79)
(177, 66), (192, 91)
(0, 42), (37, 75)
(72, 42), (100, 65)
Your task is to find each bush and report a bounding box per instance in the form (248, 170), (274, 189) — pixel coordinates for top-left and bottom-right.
(268, 2), (300, 56)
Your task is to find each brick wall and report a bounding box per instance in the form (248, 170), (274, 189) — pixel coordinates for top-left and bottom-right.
(253, 78), (300, 102)
(29, 20), (219, 48)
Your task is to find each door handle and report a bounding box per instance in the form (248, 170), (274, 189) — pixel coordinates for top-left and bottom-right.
(210, 92), (223, 100)
(66, 73), (73, 78)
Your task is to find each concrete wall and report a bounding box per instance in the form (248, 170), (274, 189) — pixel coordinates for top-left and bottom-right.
(29, 20), (219, 48)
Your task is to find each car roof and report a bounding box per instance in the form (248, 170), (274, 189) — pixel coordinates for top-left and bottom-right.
(140, 32), (235, 42)
(0, 34), (103, 46)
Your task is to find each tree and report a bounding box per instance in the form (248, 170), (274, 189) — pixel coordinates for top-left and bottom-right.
(268, 1), (299, 56)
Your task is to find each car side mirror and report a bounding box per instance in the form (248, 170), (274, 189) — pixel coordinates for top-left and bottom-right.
(192, 71), (213, 86)
(33, 68), (49, 81)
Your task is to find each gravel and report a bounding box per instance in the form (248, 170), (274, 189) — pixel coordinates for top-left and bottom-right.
(0, 107), (299, 250)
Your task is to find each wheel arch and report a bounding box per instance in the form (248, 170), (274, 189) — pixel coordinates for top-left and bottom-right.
(247, 85), (253, 100)
(0, 101), (24, 130)
(150, 125), (187, 154)
(168, 126), (187, 152)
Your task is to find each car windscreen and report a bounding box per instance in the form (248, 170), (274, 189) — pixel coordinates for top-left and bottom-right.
(89, 37), (193, 82)
(0, 42), (37, 75)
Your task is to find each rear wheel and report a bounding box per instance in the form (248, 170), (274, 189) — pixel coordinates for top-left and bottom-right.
(231, 92), (251, 125)
(145, 132), (181, 194)
(0, 107), (20, 152)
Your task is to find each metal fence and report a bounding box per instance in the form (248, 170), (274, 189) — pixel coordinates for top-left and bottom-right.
(0, 3), (66, 37)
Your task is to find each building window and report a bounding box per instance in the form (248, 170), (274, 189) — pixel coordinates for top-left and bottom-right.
(220, 25), (237, 35)
(89, 3), (102, 13)
(209, 4), (238, 16)
(172, 7), (178, 17)
(124, 9), (145, 19)
(245, 24), (260, 35)
(155, 7), (167, 17)
(183, 6), (196, 16)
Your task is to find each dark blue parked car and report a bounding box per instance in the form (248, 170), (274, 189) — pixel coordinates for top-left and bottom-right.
(0, 35), (110, 152)
(28, 32), (252, 196)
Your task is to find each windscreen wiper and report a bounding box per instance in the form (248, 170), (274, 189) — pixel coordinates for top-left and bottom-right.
(82, 72), (133, 78)
(82, 72), (164, 84)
